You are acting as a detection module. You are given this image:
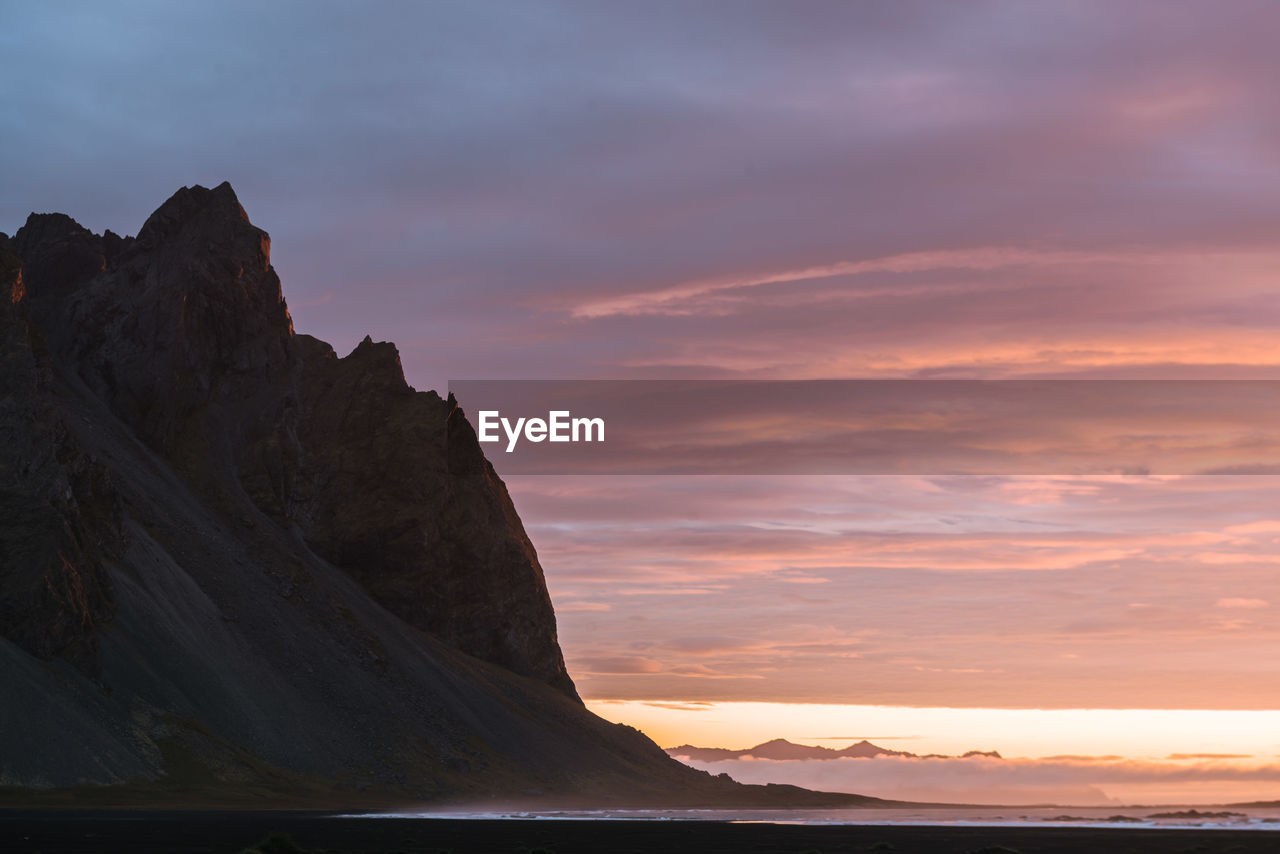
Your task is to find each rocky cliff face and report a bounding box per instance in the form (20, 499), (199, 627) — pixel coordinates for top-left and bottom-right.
(0, 233), (119, 677)
(288, 334), (577, 696)
(8, 183), (573, 701)
(0, 185), (712, 799)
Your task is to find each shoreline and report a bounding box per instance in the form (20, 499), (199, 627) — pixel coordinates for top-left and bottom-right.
(4, 810), (1280, 854)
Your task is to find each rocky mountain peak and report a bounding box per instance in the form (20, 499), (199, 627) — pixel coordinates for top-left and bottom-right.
(5, 184), (577, 701)
(16, 211), (96, 246)
(12, 212), (106, 306)
(342, 334), (412, 395)
(13, 183), (295, 454)
(135, 181), (251, 250)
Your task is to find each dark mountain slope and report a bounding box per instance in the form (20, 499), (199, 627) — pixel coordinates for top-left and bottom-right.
(0, 185), (868, 806)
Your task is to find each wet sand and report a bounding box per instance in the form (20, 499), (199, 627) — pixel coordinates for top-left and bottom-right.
(2, 810), (1277, 854)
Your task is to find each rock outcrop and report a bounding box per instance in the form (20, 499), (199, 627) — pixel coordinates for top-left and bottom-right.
(9, 183), (572, 701)
(289, 334), (576, 696)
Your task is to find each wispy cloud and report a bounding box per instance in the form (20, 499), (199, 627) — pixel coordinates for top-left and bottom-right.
(557, 601), (614, 612)
(1215, 598), (1269, 609)
(570, 248), (1134, 319)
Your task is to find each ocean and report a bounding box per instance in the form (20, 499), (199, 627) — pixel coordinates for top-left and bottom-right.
(353, 804), (1280, 830)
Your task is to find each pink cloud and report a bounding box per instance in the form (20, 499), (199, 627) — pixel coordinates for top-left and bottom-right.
(1215, 598), (1269, 609)
(525, 475), (1280, 708)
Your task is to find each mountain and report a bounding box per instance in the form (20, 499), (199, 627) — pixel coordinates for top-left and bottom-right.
(666, 739), (1001, 762)
(0, 184), (879, 808)
(667, 739), (909, 762)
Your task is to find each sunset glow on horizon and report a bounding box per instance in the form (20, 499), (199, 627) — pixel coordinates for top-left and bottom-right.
(586, 700), (1280, 763)
(587, 701), (1280, 804)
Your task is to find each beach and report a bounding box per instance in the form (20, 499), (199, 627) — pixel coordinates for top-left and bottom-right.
(4, 809), (1279, 854)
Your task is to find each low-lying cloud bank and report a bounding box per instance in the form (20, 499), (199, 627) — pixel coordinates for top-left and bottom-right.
(671, 753), (1280, 806)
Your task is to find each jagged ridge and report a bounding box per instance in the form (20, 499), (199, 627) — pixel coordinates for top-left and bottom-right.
(10, 182), (573, 698)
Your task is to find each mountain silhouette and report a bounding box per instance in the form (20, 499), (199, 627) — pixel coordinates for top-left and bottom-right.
(0, 184), (887, 808)
(667, 738), (1002, 762)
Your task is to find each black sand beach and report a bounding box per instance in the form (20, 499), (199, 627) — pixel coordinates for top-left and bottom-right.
(2, 810), (1276, 854)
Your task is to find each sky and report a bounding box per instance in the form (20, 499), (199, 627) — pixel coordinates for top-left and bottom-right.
(5, 1), (1280, 803)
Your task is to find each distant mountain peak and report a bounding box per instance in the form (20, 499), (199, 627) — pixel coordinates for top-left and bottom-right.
(667, 738), (1001, 763)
